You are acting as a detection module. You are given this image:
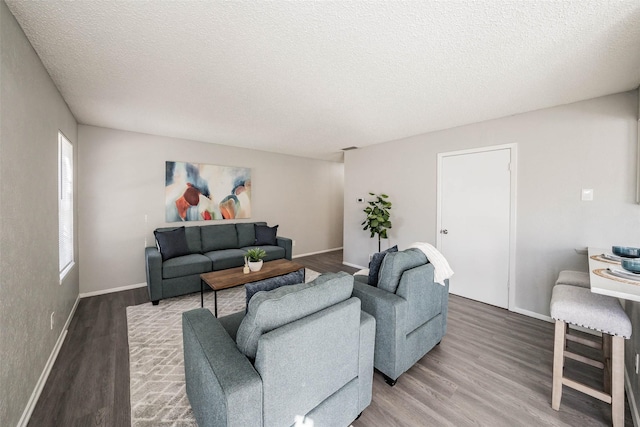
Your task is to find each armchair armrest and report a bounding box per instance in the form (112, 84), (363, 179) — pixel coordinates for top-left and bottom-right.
(183, 309), (262, 427)
(358, 311), (375, 412)
(276, 236), (292, 260)
(145, 246), (162, 303)
(352, 281), (407, 379)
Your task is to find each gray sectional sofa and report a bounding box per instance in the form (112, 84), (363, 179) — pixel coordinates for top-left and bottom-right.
(182, 272), (375, 427)
(145, 222), (292, 304)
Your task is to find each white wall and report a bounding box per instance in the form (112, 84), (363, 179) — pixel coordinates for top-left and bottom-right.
(0, 2), (79, 425)
(78, 125), (344, 294)
(344, 91), (639, 318)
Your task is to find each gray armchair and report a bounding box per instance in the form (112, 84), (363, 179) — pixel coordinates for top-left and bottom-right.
(182, 272), (375, 427)
(353, 250), (449, 386)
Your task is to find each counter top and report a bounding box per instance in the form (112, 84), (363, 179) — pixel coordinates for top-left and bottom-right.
(588, 247), (640, 302)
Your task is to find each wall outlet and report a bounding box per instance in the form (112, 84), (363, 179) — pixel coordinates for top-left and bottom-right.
(50, 312), (55, 330)
(144, 237), (148, 248)
(292, 240), (296, 247)
(635, 353), (639, 374)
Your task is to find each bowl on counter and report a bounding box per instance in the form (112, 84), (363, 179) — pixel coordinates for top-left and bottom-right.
(621, 259), (640, 274)
(612, 246), (640, 258)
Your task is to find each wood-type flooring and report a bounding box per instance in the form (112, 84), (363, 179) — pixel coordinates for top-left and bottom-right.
(28, 250), (633, 426)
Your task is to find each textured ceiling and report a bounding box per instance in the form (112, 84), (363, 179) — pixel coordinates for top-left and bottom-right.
(6, 1), (640, 161)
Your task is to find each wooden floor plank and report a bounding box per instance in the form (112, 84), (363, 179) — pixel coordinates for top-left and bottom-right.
(28, 250), (633, 426)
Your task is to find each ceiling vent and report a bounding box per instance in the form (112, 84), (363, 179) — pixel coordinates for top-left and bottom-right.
(341, 146), (358, 151)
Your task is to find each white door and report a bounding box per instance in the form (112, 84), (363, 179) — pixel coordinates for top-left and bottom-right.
(437, 147), (513, 308)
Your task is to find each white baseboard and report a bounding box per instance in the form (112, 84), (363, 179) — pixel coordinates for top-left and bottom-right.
(343, 261), (367, 270)
(626, 367), (640, 427)
(79, 282), (146, 298)
(510, 306), (552, 322)
(17, 295), (80, 427)
(510, 306), (601, 336)
(292, 247), (343, 259)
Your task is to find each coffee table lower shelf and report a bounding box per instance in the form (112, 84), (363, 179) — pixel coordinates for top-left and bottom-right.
(200, 259), (305, 316)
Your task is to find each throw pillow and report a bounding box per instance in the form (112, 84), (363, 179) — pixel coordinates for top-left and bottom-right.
(368, 245), (398, 286)
(254, 224), (278, 245)
(244, 269), (305, 311)
(154, 227), (191, 261)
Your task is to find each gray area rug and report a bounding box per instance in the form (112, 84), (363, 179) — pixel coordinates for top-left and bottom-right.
(126, 268), (320, 427)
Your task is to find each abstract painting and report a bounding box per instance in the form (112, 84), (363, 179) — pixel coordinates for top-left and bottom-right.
(165, 161), (251, 222)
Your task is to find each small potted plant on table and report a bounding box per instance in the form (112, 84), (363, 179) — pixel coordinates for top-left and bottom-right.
(245, 248), (267, 272)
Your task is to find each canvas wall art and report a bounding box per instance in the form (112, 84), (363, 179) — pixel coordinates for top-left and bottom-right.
(165, 161), (251, 222)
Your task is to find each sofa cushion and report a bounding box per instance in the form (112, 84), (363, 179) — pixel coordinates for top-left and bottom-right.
(154, 227), (191, 261)
(236, 223), (257, 247)
(236, 272), (354, 359)
(368, 245), (398, 286)
(201, 224), (239, 252)
(240, 245), (285, 262)
(205, 249), (247, 271)
(254, 224), (278, 245)
(245, 269), (305, 310)
(377, 248), (427, 293)
(162, 254), (212, 279)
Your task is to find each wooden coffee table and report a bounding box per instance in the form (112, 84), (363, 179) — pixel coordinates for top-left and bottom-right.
(200, 259), (305, 316)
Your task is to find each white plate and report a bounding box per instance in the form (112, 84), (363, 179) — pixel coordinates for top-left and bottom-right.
(603, 253), (623, 262)
(608, 268), (640, 281)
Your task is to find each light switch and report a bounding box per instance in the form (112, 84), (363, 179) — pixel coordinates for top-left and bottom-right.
(581, 189), (594, 201)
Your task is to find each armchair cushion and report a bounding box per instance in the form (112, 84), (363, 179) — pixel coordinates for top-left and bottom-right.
(236, 272), (354, 359)
(377, 248), (427, 293)
(154, 227), (190, 261)
(368, 245), (398, 286)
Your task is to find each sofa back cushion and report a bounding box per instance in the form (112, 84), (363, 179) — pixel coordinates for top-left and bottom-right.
(236, 222), (266, 247)
(377, 248), (427, 293)
(154, 227), (191, 261)
(395, 263), (443, 333)
(236, 272), (354, 359)
(201, 224), (239, 252)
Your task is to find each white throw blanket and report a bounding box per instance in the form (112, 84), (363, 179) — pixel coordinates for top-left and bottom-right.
(407, 242), (454, 286)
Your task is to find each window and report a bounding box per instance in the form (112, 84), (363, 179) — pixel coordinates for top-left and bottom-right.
(59, 132), (74, 280)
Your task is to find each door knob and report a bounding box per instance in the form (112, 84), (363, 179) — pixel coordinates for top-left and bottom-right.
(441, 229), (448, 234)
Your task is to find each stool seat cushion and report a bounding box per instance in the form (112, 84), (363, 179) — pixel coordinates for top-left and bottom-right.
(556, 270), (590, 288)
(550, 285), (631, 338)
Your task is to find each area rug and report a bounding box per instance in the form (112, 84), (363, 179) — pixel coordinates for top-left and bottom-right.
(126, 269), (320, 427)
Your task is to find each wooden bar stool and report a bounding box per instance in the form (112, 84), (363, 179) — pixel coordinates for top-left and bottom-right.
(550, 285), (631, 426)
(555, 270), (595, 347)
(556, 270), (591, 288)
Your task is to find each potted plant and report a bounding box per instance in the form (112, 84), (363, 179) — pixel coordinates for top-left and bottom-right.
(361, 192), (392, 252)
(245, 247), (267, 272)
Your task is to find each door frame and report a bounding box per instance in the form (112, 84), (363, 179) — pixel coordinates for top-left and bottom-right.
(436, 143), (518, 310)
